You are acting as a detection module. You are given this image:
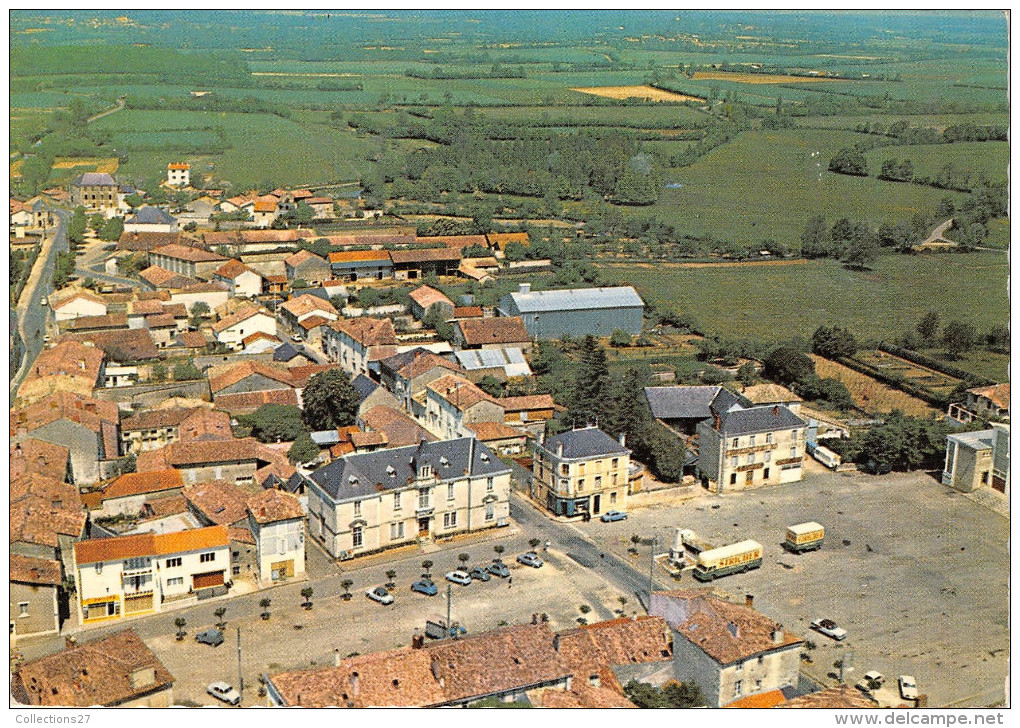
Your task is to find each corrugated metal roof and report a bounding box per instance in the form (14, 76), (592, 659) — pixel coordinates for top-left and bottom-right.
(505, 286), (644, 313)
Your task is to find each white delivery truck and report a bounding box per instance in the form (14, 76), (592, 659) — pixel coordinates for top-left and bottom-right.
(692, 539), (763, 582)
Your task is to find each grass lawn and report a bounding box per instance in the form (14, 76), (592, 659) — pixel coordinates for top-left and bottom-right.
(864, 141), (1008, 185)
(916, 348), (1010, 384)
(643, 128), (970, 244)
(597, 251), (1008, 345)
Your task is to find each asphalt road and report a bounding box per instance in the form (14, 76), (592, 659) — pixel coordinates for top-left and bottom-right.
(11, 210), (69, 393)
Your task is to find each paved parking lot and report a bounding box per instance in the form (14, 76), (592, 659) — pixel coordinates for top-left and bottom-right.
(145, 549), (629, 706)
(577, 469), (1009, 708)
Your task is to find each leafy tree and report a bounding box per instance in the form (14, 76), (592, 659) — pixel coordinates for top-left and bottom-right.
(243, 403), (308, 442)
(123, 193), (144, 210)
(341, 579), (354, 599)
(423, 303), (455, 341)
(610, 329), (632, 347)
(811, 326), (858, 359)
(457, 553), (470, 567)
(89, 213), (106, 233)
(99, 216), (124, 242)
(986, 325), (1010, 353)
(846, 411), (952, 471)
(189, 300), (211, 329)
(288, 432), (318, 465)
(737, 362), (757, 387)
(301, 369), (361, 430)
(301, 587), (314, 608)
(917, 310), (940, 343)
(150, 363), (169, 382)
(493, 545), (505, 561)
(942, 320), (978, 358)
(421, 560), (434, 577)
(828, 148), (868, 176)
(843, 229), (879, 269)
(762, 346), (815, 386)
(796, 376), (855, 411)
(172, 359), (202, 381)
(624, 680), (703, 708)
(569, 335), (611, 426)
(476, 375), (505, 398)
(800, 215), (830, 258)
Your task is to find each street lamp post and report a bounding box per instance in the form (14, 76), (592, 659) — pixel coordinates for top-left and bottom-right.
(648, 536), (658, 603)
(237, 627), (243, 703)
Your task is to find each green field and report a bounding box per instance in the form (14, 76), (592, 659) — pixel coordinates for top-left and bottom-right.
(644, 129), (969, 243)
(598, 252), (1008, 345)
(864, 141), (1008, 185)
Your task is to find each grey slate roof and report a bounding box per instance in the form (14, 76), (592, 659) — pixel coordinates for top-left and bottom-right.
(505, 286), (643, 313)
(380, 347), (433, 373)
(352, 374), (380, 403)
(542, 427), (628, 460)
(309, 437), (509, 502)
(454, 347), (531, 377)
(273, 342), (303, 362)
(947, 429), (998, 450)
(310, 430), (341, 446)
(644, 386), (747, 421)
(716, 405), (806, 436)
(127, 206), (175, 225)
(72, 172), (117, 187)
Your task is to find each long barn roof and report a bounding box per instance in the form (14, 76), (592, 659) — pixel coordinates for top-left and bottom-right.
(505, 286), (643, 313)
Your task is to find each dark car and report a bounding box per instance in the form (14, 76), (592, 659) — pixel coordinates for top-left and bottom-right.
(517, 552), (544, 568)
(196, 628), (224, 647)
(468, 566), (491, 582)
(411, 578), (438, 596)
(487, 561), (511, 578)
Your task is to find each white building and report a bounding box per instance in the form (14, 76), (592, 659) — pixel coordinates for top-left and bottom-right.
(52, 290), (108, 322)
(246, 490), (307, 583)
(72, 525), (230, 626)
(212, 306), (278, 351)
(307, 438), (510, 559)
(167, 163), (190, 188)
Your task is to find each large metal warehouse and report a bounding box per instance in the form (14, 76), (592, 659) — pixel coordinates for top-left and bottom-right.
(498, 283), (645, 340)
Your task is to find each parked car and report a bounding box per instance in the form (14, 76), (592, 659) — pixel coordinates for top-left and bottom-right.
(898, 675), (918, 700)
(864, 670), (885, 687)
(40, 296), (48, 306)
(810, 618), (848, 641)
(366, 586), (394, 605)
(195, 628), (224, 647)
(487, 561), (511, 578)
(411, 578), (438, 596)
(517, 552), (544, 568)
(600, 510), (628, 522)
(468, 566), (491, 582)
(445, 570), (472, 586)
(207, 682), (240, 706)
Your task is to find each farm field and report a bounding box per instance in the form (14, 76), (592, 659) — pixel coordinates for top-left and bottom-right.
(808, 354), (938, 416)
(571, 85), (705, 102)
(474, 104), (711, 128)
(864, 141), (1008, 185)
(645, 128), (970, 242)
(597, 252), (1008, 344)
(692, 71), (847, 84)
(852, 349), (961, 399)
(915, 348), (1010, 385)
(795, 112), (1009, 131)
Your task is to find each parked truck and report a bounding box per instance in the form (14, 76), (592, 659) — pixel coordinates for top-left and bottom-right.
(691, 539), (763, 581)
(425, 617), (467, 640)
(784, 522), (825, 553)
(671, 528), (714, 566)
(807, 440), (841, 469)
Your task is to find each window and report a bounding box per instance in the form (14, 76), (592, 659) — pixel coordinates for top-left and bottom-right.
(733, 680), (743, 698)
(232, 566), (241, 576)
(748, 453), (755, 464)
(124, 557), (149, 570)
(560, 463), (569, 476)
(353, 500), (362, 516)
(485, 502), (495, 522)
(390, 522), (405, 540)
(764, 451), (771, 463)
(594, 475), (602, 489)
(418, 489), (430, 509)
(448, 483), (456, 500)
(763, 468), (770, 479)
(790, 446), (798, 457)
(577, 478), (584, 491)
(393, 492), (402, 510)
(352, 525), (364, 548)
(731, 438), (739, 447)
(610, 492), (617, 504)
(754, 678), (762, 691)
(166, 577), (184, 587)
(200, 552), (215, 563)
(730, 473), (737, 485)
(232, 551), (239, 559)
(750, 435), (756, 446)
(486, 477), (494, 492)
(730, 456), (739, 467)
(611, 458), (619, 469)
(766, 432), (773, 444)
(981, 471), (990, 485)
(18, 602), (29, 617)
(735, 661), (743, 673)
(443, 512), (458, 529)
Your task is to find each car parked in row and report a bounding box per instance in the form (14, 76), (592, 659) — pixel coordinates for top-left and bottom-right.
(366, 586), (394, 605)
(195, 628), (224, 647)
(445, 570), (472, 586)
(600, 510), (628, 522)
(487, 561), (510, 578)
(517, 552), (543, 568)
(898, 675), (918, 701)
(468, 566), (491, 582)
(810, 618), (848, 641)
(411, 578), (438, 596)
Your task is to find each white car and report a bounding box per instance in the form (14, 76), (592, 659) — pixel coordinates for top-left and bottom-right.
(810, 618), (847, 641)
(898, 675), (918, 700)
(366, 586), (394, 605)
(207, 681), (240, 706)
(445, 570), (472, 586)
(40, 296), (48, 306)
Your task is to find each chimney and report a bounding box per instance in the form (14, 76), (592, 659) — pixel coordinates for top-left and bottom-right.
(773, 405), (780, 416)
(349, 672), (360, 697)
(518, 282), (531, 295)
(411, 629), (425, 649)
(712, 412), (721, 430)
(556, 441), (563, 458)
(771, 626), (784, 644)
(727, 622), (739, 638)
(64, 635), (78, 649)
(553, 634), (560, 652)
(531, 613), (538, 625)
(430, 658), (444, 687)
(745, 594), (754, 608)
(619, 432), (626, 447)
(334, 648), (341, 667)
(15, 443), (22, 456)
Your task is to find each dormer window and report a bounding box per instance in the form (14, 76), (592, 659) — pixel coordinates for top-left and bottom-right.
(419, 463), (433, 479)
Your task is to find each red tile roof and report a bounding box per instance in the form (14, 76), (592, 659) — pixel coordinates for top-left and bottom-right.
(208, 360), (297, 393)
(74, 524), (229, 564)
(456, 317), (529, 346)
(247, 489), (304, 524)
(101, 470), (184, 501)
(214, 389), (300, 414)
(497, 394), (555, 412)
(11, 392), (118, 436)
(330, 317), (397, 347)
(779, 685), (878, 709)
(137, 437), (270, 471)
(453, 306), (483, 318)
(389, 247), (461, 265)
(968, 383), (1010, 410)
(360, 406), (436, 448)
(427, 374), (499, 411)
(11, 630), (174, 707)
(151, 243), (226, 263)
(409, 285), (454, 310)
(10, 554), (62, 586)
(10, 439), (70, 481)
(214, 259), (257, 280)
(183, 480), (251, 525)
(328, 250), (391, 264)
(465, 421), (526, 442)
(211, 304), (273, 334)
(281, 293), (338, 319)
(725, 689), (788, 708)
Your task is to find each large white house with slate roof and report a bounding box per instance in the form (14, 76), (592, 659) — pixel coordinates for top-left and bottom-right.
(696, 402), (807, 494)
(531, 426), (630, 519)
(498, 283), (644, 339)
(306, 438), (511, 559)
